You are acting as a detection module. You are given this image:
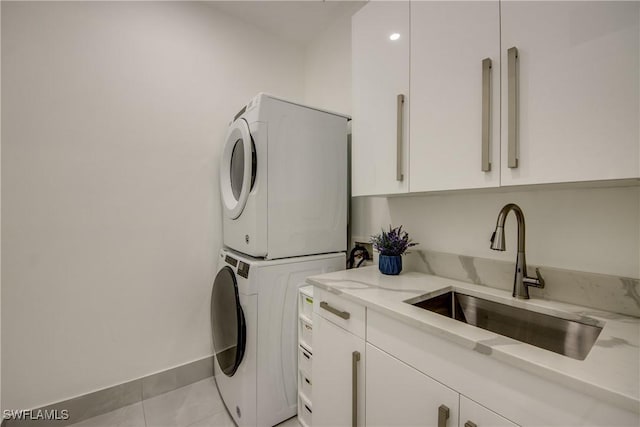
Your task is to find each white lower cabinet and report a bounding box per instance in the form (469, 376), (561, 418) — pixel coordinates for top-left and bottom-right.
(367, 309), (637, 427)
(311, 288), (638, 426)
(367, 343), (517, 427)
(366, 343), (460, 427)
(312, 312), (365, 427)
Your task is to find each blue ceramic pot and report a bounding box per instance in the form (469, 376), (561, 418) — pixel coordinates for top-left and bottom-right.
(379, 255), (402, 275)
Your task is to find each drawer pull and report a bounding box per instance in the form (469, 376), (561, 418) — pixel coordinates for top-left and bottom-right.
(304, 404), (312, 414)
(438, 404), (450, 427)
(465, 421), (478, 427)
(305, 377), (311, 385)
(302, 351), (310, 359)
(320, 301), (350, 320)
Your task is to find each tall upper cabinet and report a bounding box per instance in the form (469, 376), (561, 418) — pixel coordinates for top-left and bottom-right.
(410, 1), (500, 192)
(351, 1), (410, 196)
(500, 1), (640, 185)
(351, 1), (640, 196)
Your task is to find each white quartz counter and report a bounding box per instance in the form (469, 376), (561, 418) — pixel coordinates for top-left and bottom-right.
(306, 266), (640, 414)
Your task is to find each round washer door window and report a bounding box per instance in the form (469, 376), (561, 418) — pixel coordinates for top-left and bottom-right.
(220, 119), (256, 219)
(210, 266), (246, 377)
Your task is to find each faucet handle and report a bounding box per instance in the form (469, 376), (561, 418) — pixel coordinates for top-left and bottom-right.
(535, 268), (545, 288)
(524, 268), (545, 289)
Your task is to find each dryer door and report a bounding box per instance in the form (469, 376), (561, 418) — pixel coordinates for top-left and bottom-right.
(220, 118), (256, 219)
(211, 266), (246, 377)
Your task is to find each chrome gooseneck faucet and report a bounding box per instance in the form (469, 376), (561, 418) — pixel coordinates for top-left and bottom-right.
(490, 203), (544, 299)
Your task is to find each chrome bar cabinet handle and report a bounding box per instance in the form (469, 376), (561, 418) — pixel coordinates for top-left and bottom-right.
(438, 404), (450, 427)
(320, 301), (350, 320)
(507, 46), (519, 168)
(481, 58), (492, 172)
(396, 94), (405, 181)
(352, 351), (361, 427)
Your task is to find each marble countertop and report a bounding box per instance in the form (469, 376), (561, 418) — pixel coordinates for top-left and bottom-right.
(306, 266), (640, 414)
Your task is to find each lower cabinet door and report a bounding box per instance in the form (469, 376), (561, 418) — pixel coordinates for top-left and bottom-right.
(460, 395), (519, 427)
(312, 314), (366, 427)
(366, 343), (459, 427)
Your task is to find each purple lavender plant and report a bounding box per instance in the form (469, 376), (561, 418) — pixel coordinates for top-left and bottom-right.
(370, 225), (418, 256)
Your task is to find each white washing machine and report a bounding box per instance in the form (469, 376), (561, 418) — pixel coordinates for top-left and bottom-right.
(210, 248), (345, 427)
(220, 93), (350, 260)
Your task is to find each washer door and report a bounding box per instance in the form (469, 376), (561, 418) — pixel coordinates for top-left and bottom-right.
(220, 118), (256, 219)
(211, 266), (246, 377)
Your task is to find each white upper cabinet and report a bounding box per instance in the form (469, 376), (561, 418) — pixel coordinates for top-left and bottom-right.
(500, 1), (640, 185)
(352, 1), (639, 195)
(410, 1), (501, 192)
(352, 1), (410, 196)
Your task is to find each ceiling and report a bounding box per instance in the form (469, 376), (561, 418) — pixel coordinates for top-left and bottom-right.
(208, 1), (367, 47)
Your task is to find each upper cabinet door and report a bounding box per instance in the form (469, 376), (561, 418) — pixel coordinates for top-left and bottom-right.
(500, 1), (640, 186)
(410, 1), (500, 192)
(352, 1), (410, 196)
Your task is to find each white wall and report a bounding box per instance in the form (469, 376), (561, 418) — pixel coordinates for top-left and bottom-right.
(380, 186), (639, 278)
(1, 1), (304, 410)
(304, 5), (355, 116)
(304, 9), (640, 280)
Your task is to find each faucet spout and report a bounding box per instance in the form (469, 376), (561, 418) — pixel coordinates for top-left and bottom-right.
(490, 203), (544, 299)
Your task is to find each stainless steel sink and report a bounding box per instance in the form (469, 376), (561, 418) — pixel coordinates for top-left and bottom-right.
(407, 291), (603, 360)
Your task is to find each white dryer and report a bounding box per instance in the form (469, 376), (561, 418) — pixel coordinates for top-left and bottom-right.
(210, 248), (345, 427)
(220, 93), (350, 260)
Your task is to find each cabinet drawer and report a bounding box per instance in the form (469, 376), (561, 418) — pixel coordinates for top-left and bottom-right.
(298, 345), (312, 376)
(299, 286), (314, 320)
(299, 317), (313, 352)
(298, 394), (312, 427)
(313, 287), (366, 338)
(299, 370), (313, 401)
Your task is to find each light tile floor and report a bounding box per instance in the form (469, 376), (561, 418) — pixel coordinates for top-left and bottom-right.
(68, 378), (301, 427)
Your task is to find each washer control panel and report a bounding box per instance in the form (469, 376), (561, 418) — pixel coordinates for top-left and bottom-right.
(237, 261), (250, 279)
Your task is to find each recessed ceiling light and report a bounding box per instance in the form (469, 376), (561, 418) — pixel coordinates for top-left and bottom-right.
(389, 33), (401, 41)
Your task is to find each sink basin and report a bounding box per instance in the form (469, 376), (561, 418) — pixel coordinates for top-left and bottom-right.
(407, 291), (603, 360)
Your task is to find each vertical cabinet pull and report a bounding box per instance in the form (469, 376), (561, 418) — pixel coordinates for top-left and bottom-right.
(352, 351), (361, 427)
(507, 46), (519, 168)
(481, 58), (492, 172)
(465, 421), (478, 427)
(396, 94), (405, 181)
(437, 404), (450, 427)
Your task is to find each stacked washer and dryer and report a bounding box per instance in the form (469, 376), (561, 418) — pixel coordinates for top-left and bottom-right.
(211, 94), (350, 427)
